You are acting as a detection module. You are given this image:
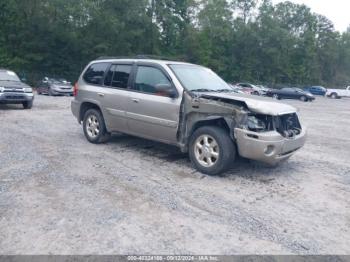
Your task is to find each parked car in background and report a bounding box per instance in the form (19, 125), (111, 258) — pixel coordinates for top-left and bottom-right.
(236, 83), (268, 96)
(71, 58), (306, 175)
(304, 86), (327, 96)
(256, 85), (270, 94)
(266, 87), (315, 102)
(325, 86), (350, 99)
(37, 77), (73, 96)
(0, 69), (34, 109)
(228, 84), (245, 94)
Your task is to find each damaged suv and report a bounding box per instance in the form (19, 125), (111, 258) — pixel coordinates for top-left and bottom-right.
(71, 58), (306, 175)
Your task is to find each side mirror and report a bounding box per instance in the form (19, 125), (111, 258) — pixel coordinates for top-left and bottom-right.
(155, 84), (177, 98)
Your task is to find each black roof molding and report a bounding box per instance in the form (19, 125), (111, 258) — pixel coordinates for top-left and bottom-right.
(96, 54), (183, 61)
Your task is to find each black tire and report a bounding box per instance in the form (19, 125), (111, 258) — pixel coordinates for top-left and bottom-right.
(83, 108), (110, 144)
(273, 94), (280, 100)
(189, 126), (236, 176)
(330, 93), (338, 99)
(253, 91), (260, 96)
(300, 95), (307, 102)
(23, 100), (33, 109)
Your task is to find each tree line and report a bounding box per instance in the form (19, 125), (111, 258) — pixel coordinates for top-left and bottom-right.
(0, 0), (349, 88)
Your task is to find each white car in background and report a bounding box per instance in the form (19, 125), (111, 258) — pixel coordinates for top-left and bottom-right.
(236, 83), (269, 96)
(326, 86), (350, 99)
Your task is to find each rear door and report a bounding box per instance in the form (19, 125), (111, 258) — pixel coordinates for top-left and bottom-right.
(100, 63), (133, 132)
(125, 63), (181, 144)
(81, 62), (132, 133)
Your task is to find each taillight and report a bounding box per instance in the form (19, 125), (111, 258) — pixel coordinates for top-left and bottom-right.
(73, 82), (78, 97)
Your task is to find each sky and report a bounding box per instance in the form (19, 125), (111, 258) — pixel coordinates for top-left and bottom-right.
(272, 0), (350, 32)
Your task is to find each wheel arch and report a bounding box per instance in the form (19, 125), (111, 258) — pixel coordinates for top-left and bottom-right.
(330, 92), (339, 98)
(79, 101), (103, 123)
(190, 117), (231, 135)
(179, 116), (233, 152)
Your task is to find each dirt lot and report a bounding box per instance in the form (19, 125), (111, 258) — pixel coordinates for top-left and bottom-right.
(0, 95), (349, 255)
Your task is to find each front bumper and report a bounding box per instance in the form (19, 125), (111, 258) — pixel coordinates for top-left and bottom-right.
(234, 127), (307, 165)
(51, 88), (73, 95)
(0, 92), (34, 104)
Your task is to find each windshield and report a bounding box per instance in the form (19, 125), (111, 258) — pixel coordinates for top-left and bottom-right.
(0, 71), (20, 82)
(169, 64), (230, 92)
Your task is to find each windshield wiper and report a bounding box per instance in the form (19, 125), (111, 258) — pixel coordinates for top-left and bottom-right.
(191, 88), (215, 92)
(216, 89), (236, 93)
(191, 88), (236, 93)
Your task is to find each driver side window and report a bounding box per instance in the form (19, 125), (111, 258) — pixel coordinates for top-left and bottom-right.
(133, 66), (172, 96)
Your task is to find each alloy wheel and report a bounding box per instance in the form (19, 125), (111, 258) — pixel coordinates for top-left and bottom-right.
(86, 115), (100, 138)
(194, 134), (219, 167)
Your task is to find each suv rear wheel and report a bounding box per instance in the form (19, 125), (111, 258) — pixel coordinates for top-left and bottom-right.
(189, 126), (236, 176)
(83, 109), (110, 144)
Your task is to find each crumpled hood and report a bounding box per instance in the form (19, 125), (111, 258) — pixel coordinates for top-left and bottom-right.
(199, 92), (297, 116)
(0, 80), (30, 89)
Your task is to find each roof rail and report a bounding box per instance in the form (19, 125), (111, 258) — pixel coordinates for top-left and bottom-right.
(96, 56), (131, 60)
(96, 54), (183, 61)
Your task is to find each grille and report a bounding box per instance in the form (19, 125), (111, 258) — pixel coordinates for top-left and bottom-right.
(4, 88), (24, 93)
(5, 95), (25, 100)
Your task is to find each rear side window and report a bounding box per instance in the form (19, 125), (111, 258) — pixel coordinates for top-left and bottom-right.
(83, 62), (109, 85)
(104, 64), (132, 89)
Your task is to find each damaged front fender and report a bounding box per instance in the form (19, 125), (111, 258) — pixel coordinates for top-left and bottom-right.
(177, 92), (249, 152)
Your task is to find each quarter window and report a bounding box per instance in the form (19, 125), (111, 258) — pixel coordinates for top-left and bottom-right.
(83, 62), (109, 85)
(133, 66), (171, 94)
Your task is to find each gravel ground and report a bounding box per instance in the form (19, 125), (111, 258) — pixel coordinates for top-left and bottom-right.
(0, 95), (349, 255)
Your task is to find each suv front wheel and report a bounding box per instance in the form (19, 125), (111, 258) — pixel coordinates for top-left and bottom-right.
(189, 126), (236, 176)
(83, 109), (110, 144)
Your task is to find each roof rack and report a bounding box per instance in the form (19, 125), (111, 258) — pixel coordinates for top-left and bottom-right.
(96, 54), (183, 62)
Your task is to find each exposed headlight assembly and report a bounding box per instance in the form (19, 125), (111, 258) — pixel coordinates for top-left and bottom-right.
(247, 115), (267, 132)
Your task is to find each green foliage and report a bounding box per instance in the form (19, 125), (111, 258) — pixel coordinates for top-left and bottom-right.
(0, 0), (349, 87)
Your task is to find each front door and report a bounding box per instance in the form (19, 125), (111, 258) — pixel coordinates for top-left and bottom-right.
(126, 64), (181, 144)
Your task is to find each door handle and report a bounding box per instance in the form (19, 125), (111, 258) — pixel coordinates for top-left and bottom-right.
(98, 93), (105, 97)
(132, 98), (140, 103)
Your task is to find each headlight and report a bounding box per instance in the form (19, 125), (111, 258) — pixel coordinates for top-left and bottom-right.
(24, 87), (33, 93)
(247, 115), (266, 131)
(0, 86), (4, 92)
